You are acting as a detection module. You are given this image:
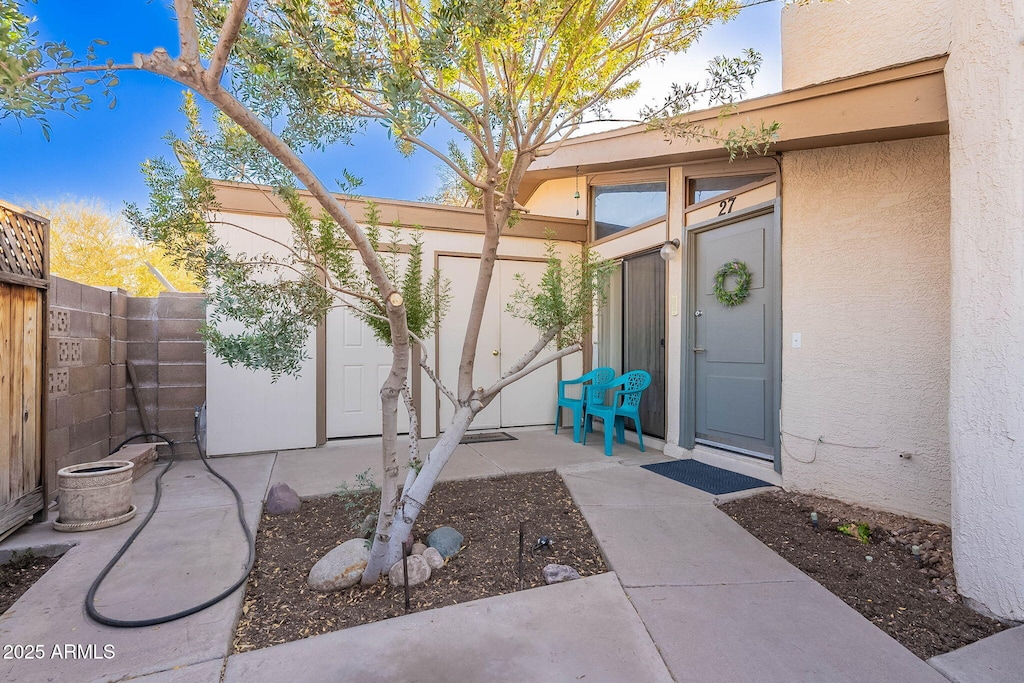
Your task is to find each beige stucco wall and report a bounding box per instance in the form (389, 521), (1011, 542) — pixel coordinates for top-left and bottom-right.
(206, 212), (582, 452)
(781, 0), (952, 90)
(946, 0), (1024, 621)
(780, 136), (951, 523)
(206, 213), (319, 455)
(524, 178), (588, 220)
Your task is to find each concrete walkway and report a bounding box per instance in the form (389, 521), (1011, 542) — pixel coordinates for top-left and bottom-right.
(223, 573), (671, 683)
(0, 454), (274, 683)
(558, 462), (946, 682)
(928, 624), (1024, 682)
(0, 428), (1007, 682)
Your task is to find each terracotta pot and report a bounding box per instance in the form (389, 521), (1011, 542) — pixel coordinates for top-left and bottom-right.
(55, 461), (136, 532)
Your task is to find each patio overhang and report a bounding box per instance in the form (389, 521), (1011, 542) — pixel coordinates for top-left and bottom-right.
(211, 180), (589, 243)
(520, 55), (949, 201)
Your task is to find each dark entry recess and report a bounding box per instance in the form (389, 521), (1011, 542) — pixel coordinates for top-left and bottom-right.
(622, 250), (666, 439)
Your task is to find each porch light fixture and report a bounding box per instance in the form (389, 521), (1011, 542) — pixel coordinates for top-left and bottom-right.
(659, 239), (680, 262)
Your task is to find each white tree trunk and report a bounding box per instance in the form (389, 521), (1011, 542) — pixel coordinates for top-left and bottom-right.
(362, 405), (476, 580)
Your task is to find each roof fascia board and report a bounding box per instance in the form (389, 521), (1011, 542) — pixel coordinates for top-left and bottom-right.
(522, 55), (949, 195)
(210, 181), (588, 242)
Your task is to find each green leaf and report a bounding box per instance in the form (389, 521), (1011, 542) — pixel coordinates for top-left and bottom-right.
(838, 522), (871, 544)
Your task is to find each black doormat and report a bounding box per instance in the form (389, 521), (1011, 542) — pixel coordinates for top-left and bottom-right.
(460, 431), (518, 445)
(641, 459), (772, 495)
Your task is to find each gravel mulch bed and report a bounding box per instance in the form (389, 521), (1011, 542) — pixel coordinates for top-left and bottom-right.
(235, 471), (607, 652)
(0, 554), (59, 615)
(719, 490), (1007, 659)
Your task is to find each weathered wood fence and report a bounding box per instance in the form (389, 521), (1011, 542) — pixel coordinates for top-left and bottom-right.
(0, 200), (48, 539)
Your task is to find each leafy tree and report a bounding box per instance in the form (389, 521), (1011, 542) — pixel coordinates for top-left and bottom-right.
(2, 0), (780, 583)
(420, 142), (514, 208)
(35, 199), (199, 296)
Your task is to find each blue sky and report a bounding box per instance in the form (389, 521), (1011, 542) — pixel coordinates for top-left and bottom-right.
(0, 1), (784, 213)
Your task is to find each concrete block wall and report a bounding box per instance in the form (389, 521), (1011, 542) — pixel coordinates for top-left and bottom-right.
(155, 293), (206, 448)
(125, 296), (159, 444)
(45, 278), (206, 500)
(47, 278), (116, 492)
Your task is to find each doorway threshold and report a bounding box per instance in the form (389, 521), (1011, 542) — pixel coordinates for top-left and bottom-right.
(695, 439), (772, 462)
(689, 444), (782, 487)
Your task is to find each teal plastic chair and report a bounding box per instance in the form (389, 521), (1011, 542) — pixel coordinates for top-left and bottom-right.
(555, 367), (615, 443)
(582, 370), (652, 456)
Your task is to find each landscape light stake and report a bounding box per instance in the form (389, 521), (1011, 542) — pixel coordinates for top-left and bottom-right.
(533, 535), (553, 554)
(912, 545), (922, 566)
(810, 512), (819, 531)
(402, 541), (410, 611)
(518, 520), (528, 591)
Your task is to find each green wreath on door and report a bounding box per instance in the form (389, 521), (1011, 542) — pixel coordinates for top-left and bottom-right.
(713, 260), (752, 307)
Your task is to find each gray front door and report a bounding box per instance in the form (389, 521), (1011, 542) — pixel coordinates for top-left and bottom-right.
(691, 210), (778, 459)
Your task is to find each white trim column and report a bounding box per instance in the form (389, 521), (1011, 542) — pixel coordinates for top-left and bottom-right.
(665, 167), (685, 448)
(947, 0), (1024, 621)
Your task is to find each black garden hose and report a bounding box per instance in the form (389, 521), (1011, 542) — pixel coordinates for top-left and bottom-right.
(84, 412), (256, 627)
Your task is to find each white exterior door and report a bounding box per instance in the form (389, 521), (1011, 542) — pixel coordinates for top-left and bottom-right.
(438, 256), (502, 429)
(327, 307), (410, 438)
(495, 262), (560, 426)
(438, 256), (559, 431)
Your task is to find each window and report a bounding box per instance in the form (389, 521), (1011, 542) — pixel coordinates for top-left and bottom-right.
(688, 174), (771, 205)
(592, 182), (667, 241)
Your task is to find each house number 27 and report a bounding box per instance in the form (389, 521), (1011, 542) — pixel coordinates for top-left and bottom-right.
(718, 196), (736, 216)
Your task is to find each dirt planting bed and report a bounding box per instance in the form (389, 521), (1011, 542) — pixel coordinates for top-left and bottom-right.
(0, 554), (59, 615)
(719, 490), (1007, 659)
(235, 471), (607, 652)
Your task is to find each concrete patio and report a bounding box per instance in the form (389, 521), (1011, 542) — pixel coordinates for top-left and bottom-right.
(0, 428), (1011, 682)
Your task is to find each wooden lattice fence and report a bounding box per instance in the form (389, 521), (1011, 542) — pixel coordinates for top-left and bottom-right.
(0, 200), (49, 539)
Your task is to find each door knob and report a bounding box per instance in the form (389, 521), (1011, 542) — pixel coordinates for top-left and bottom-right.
(693, 347), (706, 353)
(492, 349), (499, 356)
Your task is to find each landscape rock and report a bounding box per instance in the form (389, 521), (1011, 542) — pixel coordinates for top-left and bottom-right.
(411, 542), (427, 556)
(308, 539), (369, 591)
(265, 482), (301, 516)
(389, 554), (431, 587)
(542, 564), (581, 584)
(422, 546), (444, 569)
(427, 526), (464, 559)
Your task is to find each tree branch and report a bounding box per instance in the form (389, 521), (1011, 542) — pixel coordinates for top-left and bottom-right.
(455, 187), (503, 398)
(343, 90), (488, 191)
(481, 344), (580, 400)
(206, 0), (251, 87)
(23, 63), (139, 79)
(420, 355), (457, 407)
(501, 326), (558, 380)
(208, 219), (300, 255)
(400, 131), (489, 189)
(401, 383), (419, 456)
(417, 88), (489, 154)
(474, 43), (494, 156)
(173, 0), (202, 66)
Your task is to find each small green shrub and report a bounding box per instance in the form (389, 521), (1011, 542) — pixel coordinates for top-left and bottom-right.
(838, 522), (871, 544)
